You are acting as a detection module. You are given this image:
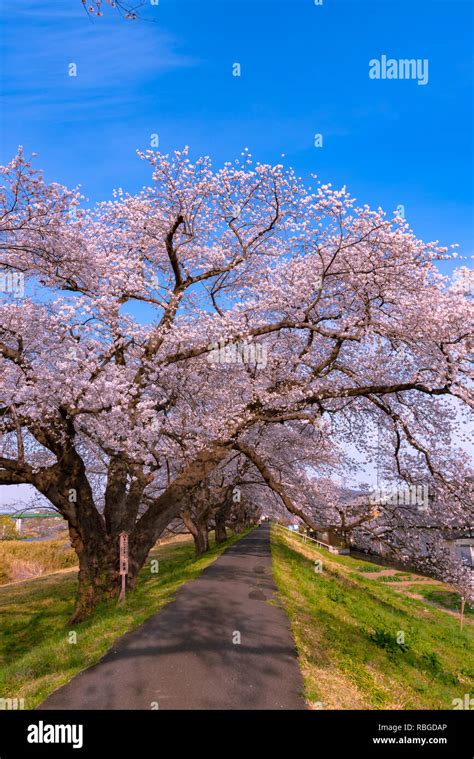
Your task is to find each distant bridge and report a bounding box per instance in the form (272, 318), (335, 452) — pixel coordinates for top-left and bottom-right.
(1, 512), (60, 519)
(1, 512), (62, 535)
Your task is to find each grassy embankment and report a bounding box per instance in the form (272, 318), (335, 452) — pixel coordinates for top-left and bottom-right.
(0, 529), (250, 709)
(0, 537), (77, 585)
(271, 524), (474, 710)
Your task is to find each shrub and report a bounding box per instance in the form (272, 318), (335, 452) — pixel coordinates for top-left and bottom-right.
(369, 627), (410, 653)
(0, 517), (20, 541)
(421, 651), (442, 672)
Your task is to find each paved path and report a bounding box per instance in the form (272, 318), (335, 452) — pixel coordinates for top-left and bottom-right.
(39, 525), (305, 710)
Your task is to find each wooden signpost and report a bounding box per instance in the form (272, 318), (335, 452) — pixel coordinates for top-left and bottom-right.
(118, 531), (129, 602)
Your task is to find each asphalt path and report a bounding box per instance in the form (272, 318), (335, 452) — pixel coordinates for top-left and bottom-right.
(39, 524), (305, 710)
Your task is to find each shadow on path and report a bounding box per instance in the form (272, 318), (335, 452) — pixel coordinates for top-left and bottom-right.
(39, 525), (305, 710)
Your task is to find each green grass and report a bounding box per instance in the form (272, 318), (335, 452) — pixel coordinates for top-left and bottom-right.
(0, 529), (251, 709)
(355, 562), (385, 572)
(408, 584), (474, 617)
(376, 574), (414, 583)
(271, 525), (474, 710)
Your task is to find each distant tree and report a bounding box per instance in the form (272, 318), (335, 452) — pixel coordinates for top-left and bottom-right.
(419, 540), (473, 629)
(0, 515), (19, 540)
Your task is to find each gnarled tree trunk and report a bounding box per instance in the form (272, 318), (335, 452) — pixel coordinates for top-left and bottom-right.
(214, 515), (227, 544)
(194, 524), (210, 556)
(69, 525), (122, 623)
(214, 499), (231, 544)
(47, 442), (233, 620)
(181, 508), (210, 557)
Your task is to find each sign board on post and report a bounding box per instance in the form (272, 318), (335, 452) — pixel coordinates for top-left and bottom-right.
(118, 531), (129, 602)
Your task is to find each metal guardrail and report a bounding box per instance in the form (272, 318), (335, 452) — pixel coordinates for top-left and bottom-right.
(275, 523), (349, 554)
(1, 513), (59, 519)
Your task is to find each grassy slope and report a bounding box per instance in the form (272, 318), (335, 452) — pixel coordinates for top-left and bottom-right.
(0, 530), (249, 709)
(271, 525), (474, 710)
(408, 584), (474, 616)
(0, 537), (77, 585)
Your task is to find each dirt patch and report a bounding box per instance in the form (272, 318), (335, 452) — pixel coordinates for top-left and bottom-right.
(393, 588), (473, 623)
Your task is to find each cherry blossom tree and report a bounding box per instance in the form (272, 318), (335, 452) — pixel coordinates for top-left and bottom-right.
(408, 535), (473, 629)
(81, 0), (143, 20)
(179, 455), (260, 554)
(1, 146), (472, 619)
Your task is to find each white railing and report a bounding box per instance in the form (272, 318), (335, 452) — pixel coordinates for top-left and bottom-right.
(275, 523), (349, 554)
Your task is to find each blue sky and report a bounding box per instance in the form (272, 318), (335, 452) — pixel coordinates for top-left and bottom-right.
(0, 0), (472, 507)
(0, 0), (473, 271)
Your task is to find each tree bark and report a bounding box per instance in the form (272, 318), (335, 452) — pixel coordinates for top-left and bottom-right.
(215, 517), (227, 544)
(41, 441), (233, 620)
(181, 508), (210, 557)
(68, 526), (121, 623)
(214, 502), (229, 544)
(193, 523), (210, 556)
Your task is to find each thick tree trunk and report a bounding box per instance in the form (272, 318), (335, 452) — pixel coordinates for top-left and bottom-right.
(68, 526), (120, 622)
(64, 443), (234, 620)
(215, 517), (227, 544)
(69, 525), (151, 622)
(193, 524), (210, 556)
(181, 509), (210, 557)
(214, 500), (230, 544)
